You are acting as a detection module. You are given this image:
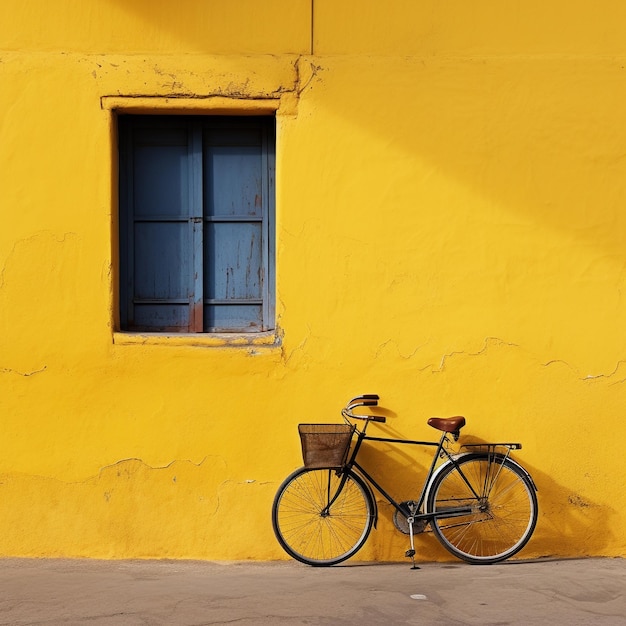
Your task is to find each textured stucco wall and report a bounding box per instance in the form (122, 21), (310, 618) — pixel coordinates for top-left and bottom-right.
(1, 0), (625, 560)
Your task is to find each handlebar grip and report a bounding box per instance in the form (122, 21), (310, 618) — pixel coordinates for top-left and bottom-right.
(348, 394), (379, 406)
(369, 415), (386, 423)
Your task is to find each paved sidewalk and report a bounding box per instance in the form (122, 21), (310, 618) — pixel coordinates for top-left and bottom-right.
(0, 557), (624, 625)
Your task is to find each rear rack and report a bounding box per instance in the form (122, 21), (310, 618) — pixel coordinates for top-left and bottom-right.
(462, 443), (522, 451)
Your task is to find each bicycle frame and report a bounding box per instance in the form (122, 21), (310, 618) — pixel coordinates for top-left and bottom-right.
(322, 422), (476, 525)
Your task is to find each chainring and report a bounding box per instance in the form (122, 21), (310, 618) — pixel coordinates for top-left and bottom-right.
(392, 501), (427, 535)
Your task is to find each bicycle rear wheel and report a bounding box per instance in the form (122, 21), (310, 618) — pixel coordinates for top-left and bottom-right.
(272, 467), (374, 566)
(426, 454), (538, 564)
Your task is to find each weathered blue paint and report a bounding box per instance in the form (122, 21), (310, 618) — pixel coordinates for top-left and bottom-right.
(119, 115), (275, 332)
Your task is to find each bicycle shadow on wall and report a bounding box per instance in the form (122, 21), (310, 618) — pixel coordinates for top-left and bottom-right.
(349, 420), (615, 564)
(455, 433), (617, 560)
(461, 433), (615, 561)
(506, 461), (616, 560)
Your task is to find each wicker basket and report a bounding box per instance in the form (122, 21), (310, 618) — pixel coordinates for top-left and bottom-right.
(298, 424), (355, 468)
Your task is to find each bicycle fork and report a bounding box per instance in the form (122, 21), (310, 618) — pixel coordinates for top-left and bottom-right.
(319, 469), (349, 517)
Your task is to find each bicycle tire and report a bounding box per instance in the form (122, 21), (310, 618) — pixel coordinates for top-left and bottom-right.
(426, 453), (538, 564)
(272, 467), (375, 566)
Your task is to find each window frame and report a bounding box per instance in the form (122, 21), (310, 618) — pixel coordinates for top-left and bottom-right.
(117, 113), (276, 335)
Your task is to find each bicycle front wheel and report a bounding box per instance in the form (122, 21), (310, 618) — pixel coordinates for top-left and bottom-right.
(272, 467), (374, 566)
(427, 454), (538, 564)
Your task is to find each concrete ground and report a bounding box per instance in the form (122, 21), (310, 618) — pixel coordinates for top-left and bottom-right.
(0, 557), (624, 625)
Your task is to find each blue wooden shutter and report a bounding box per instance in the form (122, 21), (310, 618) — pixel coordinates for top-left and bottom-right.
(120, 117), (196, 331)
(202, 118), (275, 332)
(119, 115), (275, 333)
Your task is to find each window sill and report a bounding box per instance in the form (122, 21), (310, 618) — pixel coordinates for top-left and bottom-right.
(113, 330), (281, 349)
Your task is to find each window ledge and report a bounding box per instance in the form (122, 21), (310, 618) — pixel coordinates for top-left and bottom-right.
(113, 330), (281, 349)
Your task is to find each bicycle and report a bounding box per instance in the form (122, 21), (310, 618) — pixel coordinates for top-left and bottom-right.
(272, 394), (538, 567)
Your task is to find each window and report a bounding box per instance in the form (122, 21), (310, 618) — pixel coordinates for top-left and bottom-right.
(118, 115), (275, 333)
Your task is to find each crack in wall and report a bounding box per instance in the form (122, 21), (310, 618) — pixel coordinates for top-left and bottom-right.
(99, 55), (323, 107)
(543, 358), (626, 383)
(0, 365), (47, 377)
(0, 456), (226, 486)
(0, 231), (78, 290)
(418, 337), (520, 373)
(374, 338), (430, 360)
(372, 335), (626, 384)
(295, 57), (324, 95)
(581, 360), (626, 382)
(281, 324), (311, 365)
(96, 455), (229, 480)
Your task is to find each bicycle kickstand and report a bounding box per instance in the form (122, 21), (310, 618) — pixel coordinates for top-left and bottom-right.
(405, 517), (420, 570)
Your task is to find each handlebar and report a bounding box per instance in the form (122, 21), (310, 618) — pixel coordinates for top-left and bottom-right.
(342, 394), (386, 423)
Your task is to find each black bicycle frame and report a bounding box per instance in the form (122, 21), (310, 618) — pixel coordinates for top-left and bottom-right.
(321, 426), (475, 522)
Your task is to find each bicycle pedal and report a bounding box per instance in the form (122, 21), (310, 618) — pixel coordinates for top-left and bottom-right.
(405, 549), (416, 558)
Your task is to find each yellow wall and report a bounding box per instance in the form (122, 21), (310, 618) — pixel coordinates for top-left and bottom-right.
(1, 0), (625, 560)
